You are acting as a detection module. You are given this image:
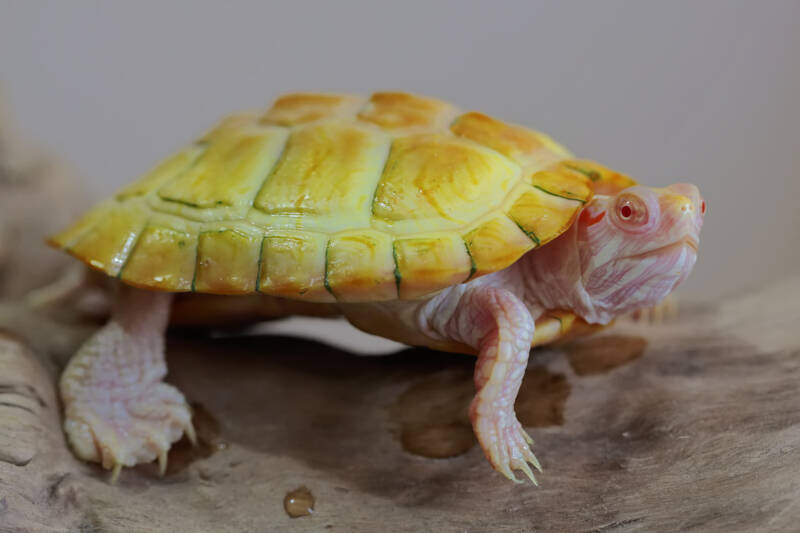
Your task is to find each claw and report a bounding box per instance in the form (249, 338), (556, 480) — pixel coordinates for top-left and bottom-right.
(528, 451), (542, 473)
(158, 450), (168, 477)
(522, 430), (534, 445)
(516, 461), (538, 486)
(501, 462), (520, 483)
(110, 463), (122, 485)
(519, 441), (542, 473)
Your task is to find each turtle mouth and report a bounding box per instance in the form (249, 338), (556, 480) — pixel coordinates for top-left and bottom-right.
(626, 237), (698, 261)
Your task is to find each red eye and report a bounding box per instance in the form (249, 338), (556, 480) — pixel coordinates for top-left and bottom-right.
(701, 200), (706, 214)
(614, 193), (649, 228)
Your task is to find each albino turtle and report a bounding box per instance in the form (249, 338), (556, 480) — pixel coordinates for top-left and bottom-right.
(48, 92), (704, 484)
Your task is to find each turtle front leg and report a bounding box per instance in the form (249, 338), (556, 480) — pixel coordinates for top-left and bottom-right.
(60, 285), (194, 482)
(427, 286), (540, 483)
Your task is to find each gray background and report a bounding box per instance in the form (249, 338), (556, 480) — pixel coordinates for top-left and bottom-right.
(1, 0), (798, 303)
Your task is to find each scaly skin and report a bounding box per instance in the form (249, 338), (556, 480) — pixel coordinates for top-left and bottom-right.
(423, 286), (541, 482)
(60, 285), (194, 482)
(411, 183), (703, 481)
(59, 183), (704, 483)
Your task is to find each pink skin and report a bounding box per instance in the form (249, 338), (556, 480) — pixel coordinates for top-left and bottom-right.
(421, 183), (704, 482)
(575, 184), (703, 320)
(59, 183), (703, 484)
(60, 286), (194, 482)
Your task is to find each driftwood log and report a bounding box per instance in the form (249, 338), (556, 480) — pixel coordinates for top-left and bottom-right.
(0, 275), (798, 532)
(1, 101), (799, 532)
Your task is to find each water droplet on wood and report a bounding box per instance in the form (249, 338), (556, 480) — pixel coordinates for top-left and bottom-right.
(284, 486), (314, 518)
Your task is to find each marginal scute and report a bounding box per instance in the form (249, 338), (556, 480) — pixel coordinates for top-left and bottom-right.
(200, 113), (261, 142)
(463, 216), (534, 278)
(358, 92), (455, 130)
(48, 202), (116, 249)
(253, 122), (390, 228)
(326, 231), (396, 302)
(451, 112), (571, 166)
(259, 232), (332, 301)
(393, 235), (472, 300)
(261, 93), (363, 126)
(372, 134), (519, 225)
(158, 121), (288, 209)
(67, 202), (150, 276)
(195, 229), (261, 294)
(559, 159), (637, 194)
(527, 169), (592, 204)
(505, 183), (584, 246)
(120, 225), (198, 291)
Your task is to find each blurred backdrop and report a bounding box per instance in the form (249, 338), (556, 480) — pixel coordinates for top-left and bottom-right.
(1, 0), (798, 302)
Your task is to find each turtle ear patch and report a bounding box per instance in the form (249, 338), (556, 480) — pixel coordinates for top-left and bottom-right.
(579, 208), (605, 227)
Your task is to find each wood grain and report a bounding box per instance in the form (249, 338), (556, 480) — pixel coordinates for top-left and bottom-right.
(0, 276), (798, 532)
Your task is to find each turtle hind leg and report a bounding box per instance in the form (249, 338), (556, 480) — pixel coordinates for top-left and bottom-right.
(425, 286), (541, 483)
(625, 294), (679, 324)
(60, 285), (195, 482)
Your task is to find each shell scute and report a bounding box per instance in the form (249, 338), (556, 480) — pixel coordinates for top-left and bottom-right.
(371, 134), (519, 227)
(195, 229), (261, 294)
(48, 201), (116, 249)
(261, 93), (364, 126)
(451, 111), (571, 167)
(559, 159), (637, 194)
(258, 231), (332, 301)
(120, 225), (197, 291)
(505, 184), (584, 247)
(116, 145), (206, 201)
(157, 121), (287, 209)
(393, 235), (472, 300)
(527, 169), (592, 204)
(253, 121), (390, 227)
(463, 216), (535, 277)
(325, 230), (396, 302)
(357, 92), (455, 130)
(67, 201), (150, 276)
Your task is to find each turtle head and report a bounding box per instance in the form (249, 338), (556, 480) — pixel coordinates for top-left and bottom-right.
(576, 183), (704, 316)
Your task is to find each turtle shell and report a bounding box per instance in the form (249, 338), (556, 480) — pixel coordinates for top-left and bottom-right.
(49, 92), (633, 302)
